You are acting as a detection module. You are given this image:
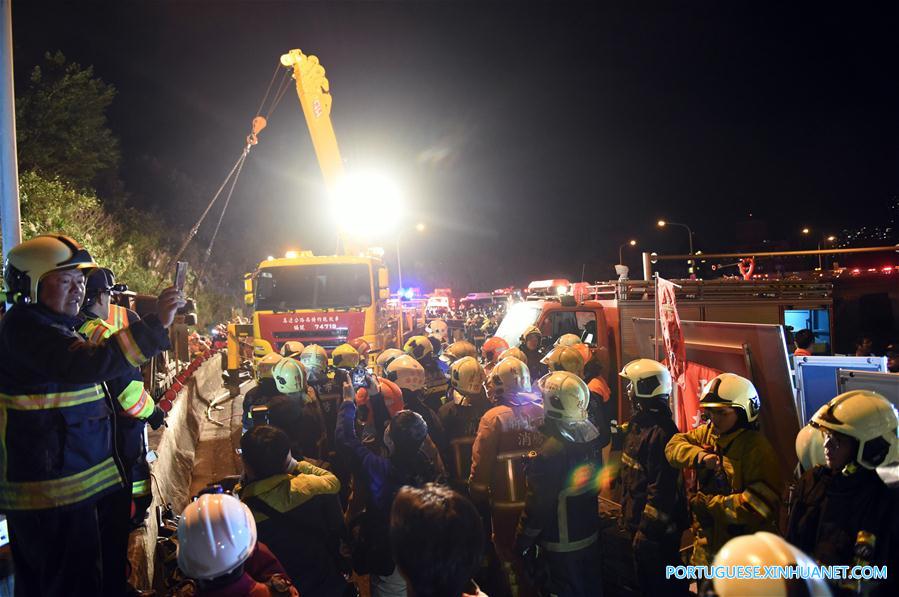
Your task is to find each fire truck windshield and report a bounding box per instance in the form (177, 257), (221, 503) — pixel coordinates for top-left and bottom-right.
(495, 302), (542, 347)
(255, 264), (373, 311)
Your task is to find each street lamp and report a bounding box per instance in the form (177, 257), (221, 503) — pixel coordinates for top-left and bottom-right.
(619, 239), (637, 265)
(657, 220), (695, 277)
(818, 235), (837, 270)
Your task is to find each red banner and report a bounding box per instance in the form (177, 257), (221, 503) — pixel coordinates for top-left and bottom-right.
(658, 277), (686, 392)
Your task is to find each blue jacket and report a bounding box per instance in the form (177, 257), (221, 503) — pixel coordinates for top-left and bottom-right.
(0, 303), (170, 512)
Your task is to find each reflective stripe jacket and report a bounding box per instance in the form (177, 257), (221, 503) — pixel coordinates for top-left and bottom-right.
(665, 422), (783, 565)
(79, 315), (154, 419)
(517, 427), (603, 553)
(0, 303), (169, 512)
(620, 407), (689, 539)
(469, 394), (544, 504)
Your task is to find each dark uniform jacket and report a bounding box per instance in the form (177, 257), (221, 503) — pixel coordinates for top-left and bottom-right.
(620, 407), (689, 539)
(517, 426), (603, 553)
(0, 303), (169, 511)
(785, 465), (899, 595)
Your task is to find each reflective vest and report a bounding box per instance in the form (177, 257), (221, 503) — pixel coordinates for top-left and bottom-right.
(0, 303), (166, 511)
(105, 302), (132, 330)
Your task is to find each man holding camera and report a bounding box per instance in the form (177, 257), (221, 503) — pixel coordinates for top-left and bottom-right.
(0, 234), (184, 596)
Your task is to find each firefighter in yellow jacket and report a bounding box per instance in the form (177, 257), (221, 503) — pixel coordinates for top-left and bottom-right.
(664, 373), (782, 566)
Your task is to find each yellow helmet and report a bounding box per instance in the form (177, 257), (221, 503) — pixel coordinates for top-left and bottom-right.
(273, 357), (307, 394)
(795, 424), (826, 471)
(376, 348), (405, 375)
(554, 333), (582, 347)
(700, 373), (761, 423)
(280, 341), (305, 357)
(440, 340), (478, 364)
(540, 346), (585, 377)
(499, 347), (528, 365)
(449, 356), (486, 395)
(403, 335), (434, 361)
(811, 390), (899, 470)
(520, 325), (542, 344)
(299, 344), (328, 378)
(619, 358), (672, 398)
(538, 370), (590, 422)
(332, 343), (361, 369)
(256, 352), (282, 380)
(4, 234), (97, 301)
(253, 339), (274, 359)
(487, 357), (532, 402)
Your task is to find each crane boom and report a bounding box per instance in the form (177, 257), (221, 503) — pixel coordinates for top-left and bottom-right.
(280, 49), (344, 189)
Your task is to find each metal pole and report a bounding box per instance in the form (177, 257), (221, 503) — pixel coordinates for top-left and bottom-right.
(642, 251), (652, 281)
(653, 273), (660, 360)
(396, 235), (403, 345)
(580, 262), (586, 283)
(817, 242), (823, 270)
(618, 243), (624, 265)
(0, 0), (21, 259)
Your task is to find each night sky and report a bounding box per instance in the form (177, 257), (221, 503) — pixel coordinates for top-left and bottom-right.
(12, 1), (899, 292)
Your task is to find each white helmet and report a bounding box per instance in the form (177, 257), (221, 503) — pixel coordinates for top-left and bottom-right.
(386, 354), (427, 392)
(699, 373), (761, 423)
(177, 494), (258, 580)
(376, 348), (405, 375)
(280, 340), (305, 357)
(539, 370), (589, 422)
(487, 357), (532, 402)
(811, 390), (899, 470)
(255, 352), (282, 381)
(713, 532), (832, 597)
(555, 333), (582, 347)
(273, 357), (307, 395)
(795, 424), (826, 471)
(440, 340), (478, 365)
(619, 359), (672, 398)
(426, 319), (449, 342)
(449, 356), (486, 395)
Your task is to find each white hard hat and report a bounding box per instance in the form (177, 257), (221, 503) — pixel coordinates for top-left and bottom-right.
(619, 358), (672, 398)
(811, 390), (899, 470)
(713, 532), (832, 597)
(376, 348), (405, 375)
(554, 333), (582, 347)
(177, 493), (258, 580)
(449, 356), (486, 395)
(386, 354), (427, 392)
(700, 373), (761, 423)
(539, 370), (589, 422)
(541, 346), (585, 378)
(426, 319), (448, 341)
(795, 424), (826, 471)
(487, 357), (532, 401)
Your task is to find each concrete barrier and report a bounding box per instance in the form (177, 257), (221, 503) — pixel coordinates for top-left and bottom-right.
(128, 354), (230, 589)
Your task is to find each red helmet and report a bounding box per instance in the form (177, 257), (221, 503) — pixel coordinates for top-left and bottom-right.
(481, 336), (510, 364)
(349, 337), (372, 356)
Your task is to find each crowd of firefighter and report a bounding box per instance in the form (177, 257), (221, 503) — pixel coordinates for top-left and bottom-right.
(0, 234), (897, 597)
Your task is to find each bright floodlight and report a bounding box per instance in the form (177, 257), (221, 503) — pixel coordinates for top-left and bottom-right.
(657, 220), (666, 227)
(331, 171), (404, 237)
(556, 285), (567, 295)
(415, 222), (426, 232)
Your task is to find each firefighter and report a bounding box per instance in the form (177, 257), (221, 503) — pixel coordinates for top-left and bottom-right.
(0, 234), (183, 596)
(244, 351), (283, 431)
(438, 356), (490, 487)
(618, 359), (689, 596)
(79, 268), (165, 526)
(438, 339), (479, 377)
(540, 345), (585, 378)
(404, 334), (449, 414)
(470, 357), (544, 597)
(269, 357), (327, 461)
(664, 373), (783, 567)
(518, 325), (546, 380)
(516, 371), (603, 597)
(386, 354), (450, 467)
(480, 336), (510, 377)
(375, 348), (405, 377)
(427, 318), (449, 345)
(784, 390), (899, 596)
